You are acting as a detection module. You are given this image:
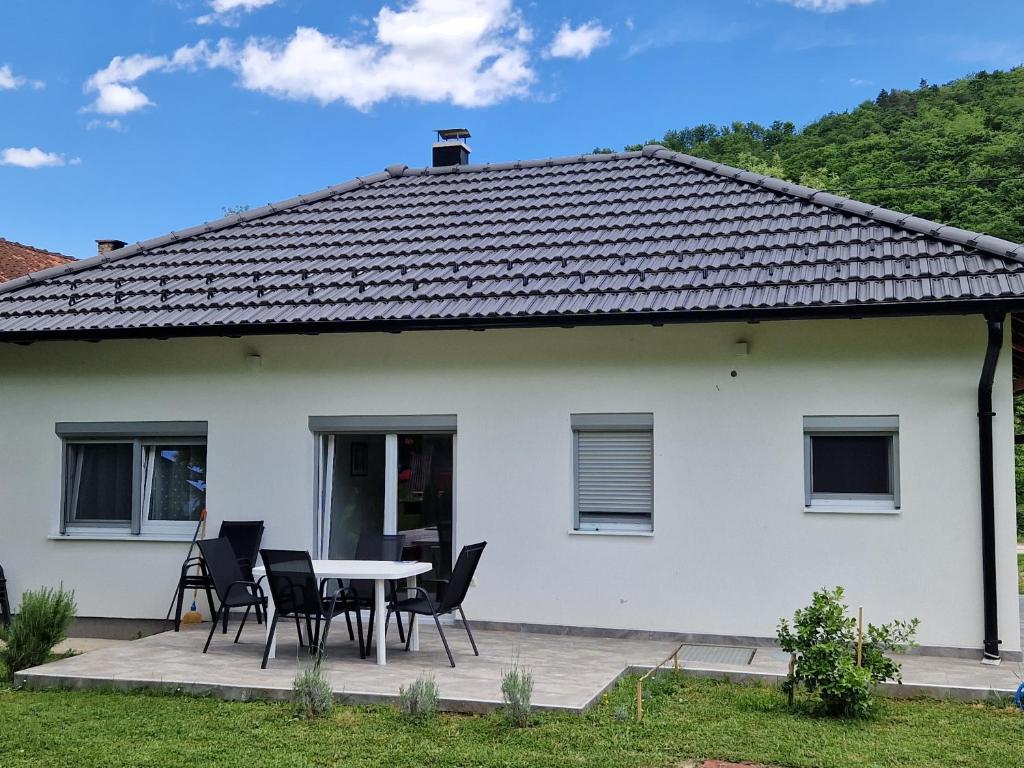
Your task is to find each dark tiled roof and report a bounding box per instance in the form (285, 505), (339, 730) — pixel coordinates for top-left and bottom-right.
(2, 145), (1024, 341)
(0, 238), (73, 284)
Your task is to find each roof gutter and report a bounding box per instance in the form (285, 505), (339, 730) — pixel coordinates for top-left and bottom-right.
(977, 312), (1004, 663)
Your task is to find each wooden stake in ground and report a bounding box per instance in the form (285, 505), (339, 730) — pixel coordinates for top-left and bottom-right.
(856, 606), (864, 667)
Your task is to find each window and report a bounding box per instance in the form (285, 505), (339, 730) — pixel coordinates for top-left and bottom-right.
(572, 414), (654, 533)
(803, 416), (899, 511)
(57, 422), (207, 537)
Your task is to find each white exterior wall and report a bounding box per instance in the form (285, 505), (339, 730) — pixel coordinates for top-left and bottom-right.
(0, 315), (1018, 655)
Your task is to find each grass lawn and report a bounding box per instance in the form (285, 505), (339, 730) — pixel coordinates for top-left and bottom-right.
(0, 675), (1021, 768)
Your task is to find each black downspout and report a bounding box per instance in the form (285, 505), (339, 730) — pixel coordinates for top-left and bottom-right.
(978, 312), (1005, 662)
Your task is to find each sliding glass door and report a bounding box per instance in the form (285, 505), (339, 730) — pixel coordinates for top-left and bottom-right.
(396, 434), (454, 584)
(324, 435), (386, 560)
(318, 429), (454, 584)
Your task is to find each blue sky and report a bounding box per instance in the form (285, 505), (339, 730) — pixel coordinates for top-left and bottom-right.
(1, 0), (1023, 259)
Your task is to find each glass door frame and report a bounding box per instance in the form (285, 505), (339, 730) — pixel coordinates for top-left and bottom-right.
(309, 415), (457, 560)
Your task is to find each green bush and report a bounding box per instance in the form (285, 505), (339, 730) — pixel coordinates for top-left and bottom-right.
(0, 586), (76, 681)
(397, 674), (439, 722)
(501, 663), (534, 727)
(777, 586), (918, 718)
(292, 662), (333, 720)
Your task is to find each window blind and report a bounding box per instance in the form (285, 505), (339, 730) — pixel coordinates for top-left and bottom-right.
(575, 430), (653, 529)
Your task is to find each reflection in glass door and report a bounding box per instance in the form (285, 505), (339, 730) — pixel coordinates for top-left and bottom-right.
(397, 434), (454, 584)
(325, 435), (386, 559)
(320, 430), (454, 584)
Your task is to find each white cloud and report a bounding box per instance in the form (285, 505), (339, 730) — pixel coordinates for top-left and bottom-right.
(197, 0), (280, 26)
(86, 118), (126, 131)
(0, 64), (44, 90)
(546, 20), (611, 60)
(83, 41), (232, 114)
(777, 0), (876, 11)
(0, 147), (78, 169)
(849, 77), (872, 86)
(86, 0), (624, 115)
(234, 0), (535, 109)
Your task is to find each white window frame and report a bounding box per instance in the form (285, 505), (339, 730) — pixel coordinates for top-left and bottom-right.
(572, 413), (654, 534)
(803, 415), (900, 513)
(139, 437), (209, 536)
(56, 422), (208, 539)
(308, 415), (458, 558)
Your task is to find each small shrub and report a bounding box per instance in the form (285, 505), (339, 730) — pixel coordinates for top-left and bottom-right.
(397, 674), (439, 721)
(501, 663), (534, 727)
(292, 662), (333, 719)
(777, 586), (918, 718)
(0, 586), (76, 681)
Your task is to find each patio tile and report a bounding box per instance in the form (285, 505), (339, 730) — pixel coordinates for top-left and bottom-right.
(14, 620), (1023, 712)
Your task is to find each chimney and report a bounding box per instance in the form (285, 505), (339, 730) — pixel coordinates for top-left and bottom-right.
(432, 128), (471, 167)
(96, 239), (126, 255)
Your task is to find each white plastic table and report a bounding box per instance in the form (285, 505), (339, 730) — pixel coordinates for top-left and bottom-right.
(252, 559), (433, 666)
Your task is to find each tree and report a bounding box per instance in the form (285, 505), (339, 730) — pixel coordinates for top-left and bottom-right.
(616, 67), (1024, 241)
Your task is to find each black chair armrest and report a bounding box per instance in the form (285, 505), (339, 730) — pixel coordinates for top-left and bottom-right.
(418, 577), (448, 600)
(180, 557), (206, 576)
(398, 585), (440, 615)
(224, 580), (265, 603)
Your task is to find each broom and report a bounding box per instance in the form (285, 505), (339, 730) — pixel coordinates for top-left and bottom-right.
(180, 510), (209, 626)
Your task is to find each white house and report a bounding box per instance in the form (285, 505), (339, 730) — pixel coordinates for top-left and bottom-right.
(1, 140), (1021, 661)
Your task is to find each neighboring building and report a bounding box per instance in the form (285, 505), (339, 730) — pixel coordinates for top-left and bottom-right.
(0, 238), (72, 283)
(0, 139), (1021, 661)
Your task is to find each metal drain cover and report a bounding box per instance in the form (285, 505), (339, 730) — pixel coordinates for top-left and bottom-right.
(676, 644), (755, 665)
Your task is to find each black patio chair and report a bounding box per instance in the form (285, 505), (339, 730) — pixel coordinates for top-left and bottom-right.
(172, 519), (265, 632)
(259, 549), (361, 669)
(386, 541), (487, 668)
(0, 563), (11, 629)
(216, 521), (265, 631)
(196, 537), (267, 655)
(336, 533), (407, 658)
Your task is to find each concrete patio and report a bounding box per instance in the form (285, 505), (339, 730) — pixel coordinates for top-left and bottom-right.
(14, 608), (1024, 712)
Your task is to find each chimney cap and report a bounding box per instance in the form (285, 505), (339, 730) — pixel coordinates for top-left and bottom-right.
(96, 239), (127, 255)
(435, 128), (471, 142)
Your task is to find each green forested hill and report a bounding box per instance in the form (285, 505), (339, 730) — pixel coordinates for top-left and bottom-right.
(616, 68), (1024, 242)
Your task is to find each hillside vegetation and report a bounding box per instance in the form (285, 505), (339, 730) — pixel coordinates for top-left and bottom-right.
(617, 68), (1024, 241)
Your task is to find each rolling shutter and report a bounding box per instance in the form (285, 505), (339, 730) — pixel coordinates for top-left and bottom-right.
(575, 429), (653, 529)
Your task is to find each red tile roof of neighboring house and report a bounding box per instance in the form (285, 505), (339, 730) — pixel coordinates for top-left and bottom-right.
(0, 238), (73, 284)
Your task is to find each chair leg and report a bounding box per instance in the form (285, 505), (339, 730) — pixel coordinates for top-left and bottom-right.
(222, 606), (230, 634)
(405, 614), (416, 652)
(458, 606), (479, 656)
(364, 607), (375, 659)
(173, 580), (186, 632)
(204, 584), (216, 622)
(305, 616), (316, 654)
(261, 613), (280, 669)
(432, 612), (455, 668)
(294, 616), (306, 648)
(203, 605), (222, 654)
(254, 601), (264, 625)
(354, 605), (365, 659)
(316, 614), (334, 664)
(394, 607), (405, 644)
(387, 584), (406, 644)
(344, 607), (354, 641)
(234, 606), (252, 644)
